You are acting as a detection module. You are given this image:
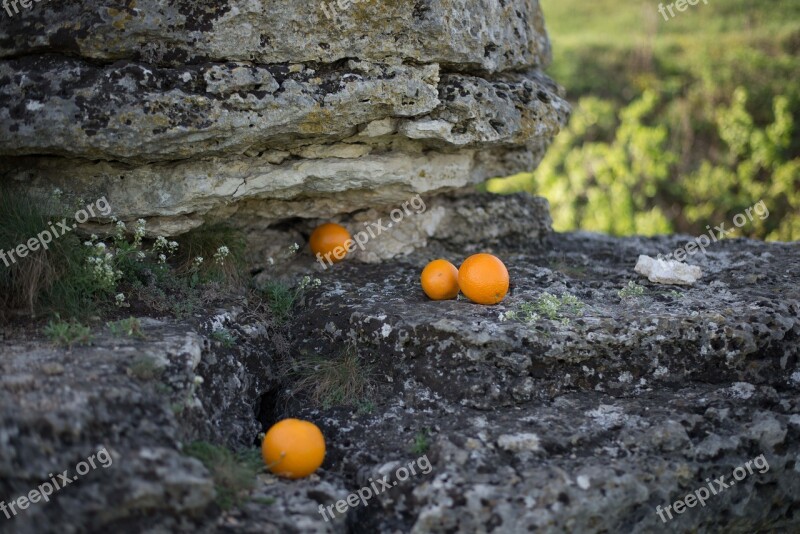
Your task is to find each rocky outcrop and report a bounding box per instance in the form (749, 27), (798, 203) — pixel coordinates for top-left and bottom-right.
(0, 1), (568, 245)
(1, 215), (798, 533)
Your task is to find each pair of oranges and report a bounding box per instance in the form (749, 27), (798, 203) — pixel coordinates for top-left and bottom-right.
(421, 254), (509, 305)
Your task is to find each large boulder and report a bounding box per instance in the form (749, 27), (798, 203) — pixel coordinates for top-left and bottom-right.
(0, 1), (568, 246)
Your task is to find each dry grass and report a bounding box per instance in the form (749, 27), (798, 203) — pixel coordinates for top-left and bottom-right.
(287, 341), (371, 409)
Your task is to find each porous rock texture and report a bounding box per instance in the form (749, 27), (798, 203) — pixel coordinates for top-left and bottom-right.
(1, 199), (798, 532)
(0, 0), (569, 246)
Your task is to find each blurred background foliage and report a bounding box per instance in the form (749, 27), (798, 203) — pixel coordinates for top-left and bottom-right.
(487, 0), (800, 241)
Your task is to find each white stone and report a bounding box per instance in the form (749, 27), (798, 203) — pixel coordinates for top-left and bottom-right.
(497, 433), (540, 452)
(634, 255), (702, 285)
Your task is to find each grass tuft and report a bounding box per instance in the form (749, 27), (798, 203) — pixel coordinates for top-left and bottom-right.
(127, 355), (163, 381)
(410, 429), (431, 455)
(211, 327), (237, 348)
(0, 190), (100, 319)
(618, 281), (646, 299)
(183, 442), (263, 510)
(43, 316), (92, 348)
(107, 317), (145, 339)
(288, 342), (371, 409)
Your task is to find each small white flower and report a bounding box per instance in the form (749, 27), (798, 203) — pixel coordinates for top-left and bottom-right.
(158, 253), (167, 264)
(192, 256), (204, 268)
(193, 376), (205, 385)
(137, 251), (146, 260)
(115, 293), (126, 305)
(52, 188), (63, 198)
(214, 245), (230, 265)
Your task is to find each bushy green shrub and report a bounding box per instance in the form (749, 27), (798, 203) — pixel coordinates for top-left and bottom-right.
(489, 89), (798, 241)
(489, 0), (800, 242)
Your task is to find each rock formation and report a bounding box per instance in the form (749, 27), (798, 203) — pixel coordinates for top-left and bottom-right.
(1, 228), (798, 533)
(0, 0), (568, 254)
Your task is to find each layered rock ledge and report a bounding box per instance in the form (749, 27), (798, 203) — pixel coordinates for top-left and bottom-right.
(0, 1), (568, 244)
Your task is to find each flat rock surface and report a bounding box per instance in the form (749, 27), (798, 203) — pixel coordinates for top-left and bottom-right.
(0, 232), (798, 533)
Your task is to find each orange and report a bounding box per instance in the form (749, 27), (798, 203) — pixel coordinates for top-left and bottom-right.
(309, 223), (352, 263)
(261, 419), (326, 479)
(458, 253), (509, 305)
(421, 259), (460, 300)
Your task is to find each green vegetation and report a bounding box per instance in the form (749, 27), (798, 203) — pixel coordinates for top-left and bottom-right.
(357, 399), (375, 415)
(174, 225), (246, 287)
(43, 316), (92, 348)
(410, 429), (431, 455)
(260, 276), (321, 324)
(489, 0), (799, 241)
(0, 189), (245, 329)
(618, 281), (646, 300)
(127, 355), (164, 381)
(504, 292), (585, 324)
(211, 327), (237, 348)
(0, 191), (105, 319)
(288, 342), (371, 409)
(107, 317), (145, 339)
(183, 441), (263, 510)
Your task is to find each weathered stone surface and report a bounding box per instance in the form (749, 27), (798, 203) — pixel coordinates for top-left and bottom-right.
(0, 1), (551, 73)
(3, 148), (547, 237)
(0, 57), (442, 161)
(0, 309), (281, 532)
(0, 1), (568, 242)
(1, 229), (798, 533)
(243, 192), (553, 271)
(295, 232), (799, 409)
(310, 385), (798, 533)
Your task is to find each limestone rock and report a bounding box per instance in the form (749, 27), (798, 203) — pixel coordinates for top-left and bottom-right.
(0, 1), (569, 246)
(635, 254), (703, 285)
(0, 0), (552, 72)
(1, 227), (798, 532)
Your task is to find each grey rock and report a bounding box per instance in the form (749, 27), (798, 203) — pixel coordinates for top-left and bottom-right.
(0, 1), (568, 245)
(0, 1), (551, 73)
(1, 229), (798, 533)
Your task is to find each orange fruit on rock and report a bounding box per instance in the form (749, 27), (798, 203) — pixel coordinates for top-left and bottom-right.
(421, 259), (460, 300)
(458, 253), (509, 305)
(309, 222), (352, 263)
(261, 419), (326, 479)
